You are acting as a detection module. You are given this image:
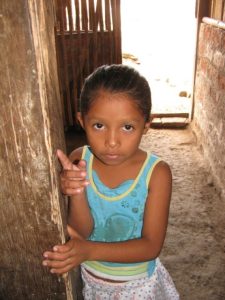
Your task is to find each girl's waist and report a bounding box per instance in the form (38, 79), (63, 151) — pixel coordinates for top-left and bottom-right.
(81, 259), (156, 282)
(83, 268), (128, 283)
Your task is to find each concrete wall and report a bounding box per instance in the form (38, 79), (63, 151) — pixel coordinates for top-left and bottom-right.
(192, 21), (225, 198)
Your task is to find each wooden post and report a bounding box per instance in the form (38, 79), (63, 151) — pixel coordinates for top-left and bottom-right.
(0, 1), (81, 299)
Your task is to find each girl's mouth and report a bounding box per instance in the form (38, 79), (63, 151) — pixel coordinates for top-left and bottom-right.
(105, 153), (119, 159)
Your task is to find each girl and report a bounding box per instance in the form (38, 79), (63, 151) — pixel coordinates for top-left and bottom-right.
(43, 64), (179, 299)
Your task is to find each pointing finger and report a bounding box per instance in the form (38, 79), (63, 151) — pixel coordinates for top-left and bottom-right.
(57, 149), (73, 170)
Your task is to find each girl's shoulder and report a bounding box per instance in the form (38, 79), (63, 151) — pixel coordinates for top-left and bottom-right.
(148, 159), (172, 189)
(69, 146), (85, 163)
(153, 160), (171, 175)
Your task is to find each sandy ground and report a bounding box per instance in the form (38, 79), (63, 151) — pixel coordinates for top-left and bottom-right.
(140, 127), (225, 300)
(66, 126), (225, 299)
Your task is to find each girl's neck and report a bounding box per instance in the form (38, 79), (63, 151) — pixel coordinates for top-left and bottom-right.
(92, 149), (147, 189)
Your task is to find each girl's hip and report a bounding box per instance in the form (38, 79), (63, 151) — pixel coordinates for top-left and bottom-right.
(81, 258), (180, 299)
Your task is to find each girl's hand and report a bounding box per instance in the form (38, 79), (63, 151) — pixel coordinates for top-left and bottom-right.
(42, 226), (88, 274)
(58, 149), (94, 238)
(57, 149), (89, 196)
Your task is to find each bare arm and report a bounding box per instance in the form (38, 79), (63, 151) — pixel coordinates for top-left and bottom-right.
(43, 161), (172, 273)
(57, 149), (94, 238)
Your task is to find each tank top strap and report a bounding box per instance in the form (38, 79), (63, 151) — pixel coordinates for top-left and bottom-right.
(81, 145), (91, 161)
(141, 153), (162, 188)
(81, 146), (91, 181)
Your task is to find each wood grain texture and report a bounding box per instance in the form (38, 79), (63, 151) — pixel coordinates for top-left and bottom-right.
(55, 0), (122, 127)
(0, 1), (79, 299)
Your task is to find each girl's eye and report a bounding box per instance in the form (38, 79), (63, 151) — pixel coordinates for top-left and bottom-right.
(123, 124), (134, 132)
(93, 123), (104, 130)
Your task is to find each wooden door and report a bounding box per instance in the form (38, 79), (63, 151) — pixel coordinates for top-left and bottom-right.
(54, 0), (122, 128)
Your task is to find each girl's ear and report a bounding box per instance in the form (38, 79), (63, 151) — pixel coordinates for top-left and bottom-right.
(143, 121), (151, 134)
(77, 112), (84, 129)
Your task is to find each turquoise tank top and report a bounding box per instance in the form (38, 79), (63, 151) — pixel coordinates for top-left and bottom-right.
(81, 146), (161, 280)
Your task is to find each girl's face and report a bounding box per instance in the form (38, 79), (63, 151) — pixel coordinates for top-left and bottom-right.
(78, 91), (150, 167)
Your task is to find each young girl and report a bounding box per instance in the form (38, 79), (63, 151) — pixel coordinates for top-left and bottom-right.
(43, 64), (179, 299)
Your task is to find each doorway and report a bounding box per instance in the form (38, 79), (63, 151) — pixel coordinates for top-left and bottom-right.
(121, 0), (197, 126)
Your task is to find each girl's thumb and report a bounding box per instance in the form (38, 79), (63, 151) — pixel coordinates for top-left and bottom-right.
(77, 159), (86, 171)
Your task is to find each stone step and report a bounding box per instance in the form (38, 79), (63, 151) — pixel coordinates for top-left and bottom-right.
(151, 116), (190, 129)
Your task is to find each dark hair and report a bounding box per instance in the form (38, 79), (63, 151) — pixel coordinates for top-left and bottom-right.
(80, 64), (151, 122)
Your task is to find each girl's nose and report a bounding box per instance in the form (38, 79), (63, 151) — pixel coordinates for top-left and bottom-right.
(105, 131), (119, 148)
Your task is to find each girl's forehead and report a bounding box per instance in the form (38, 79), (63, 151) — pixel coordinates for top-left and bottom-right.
(90, 90), (136, 107)
(86, 92), (144, 121)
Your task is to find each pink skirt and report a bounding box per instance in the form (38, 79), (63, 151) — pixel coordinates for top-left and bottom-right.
(81, 258), (179, 300)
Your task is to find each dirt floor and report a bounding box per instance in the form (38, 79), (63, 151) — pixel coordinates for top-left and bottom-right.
(141, 126), (225, 300)
(66, 125), (225, 300)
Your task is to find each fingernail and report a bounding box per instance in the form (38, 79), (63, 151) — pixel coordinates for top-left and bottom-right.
(42, 261), (48, 266)
(50, 269), (55, 273)
(53, 246), (58, 252)
(43, 253), (48, 258)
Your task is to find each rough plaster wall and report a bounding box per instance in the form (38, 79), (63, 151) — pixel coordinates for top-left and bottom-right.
(192, 22), (225, 198)
(0, 1), (77, 299)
